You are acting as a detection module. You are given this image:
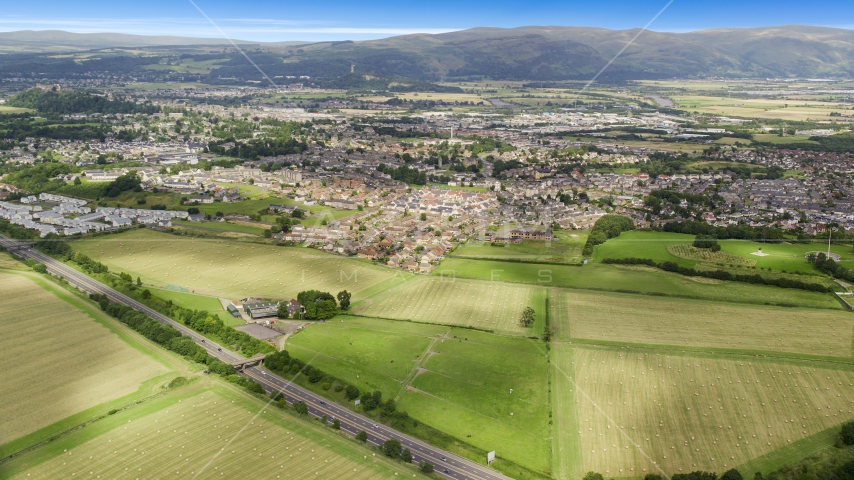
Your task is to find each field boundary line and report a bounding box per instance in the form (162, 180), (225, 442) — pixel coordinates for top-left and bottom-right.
(436, 270), (846, 311)
(0, 386), (177, 465)
(553, 338), (854, 367)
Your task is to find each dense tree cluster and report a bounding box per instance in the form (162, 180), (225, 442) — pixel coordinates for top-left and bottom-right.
(375, 164), (427, 185)
(8, 90), (158, 115)
(89, 293), (235, 376)
(583, 215), (635, 255)
(693, 234), (720, 251)
(296, 290), (338, 320)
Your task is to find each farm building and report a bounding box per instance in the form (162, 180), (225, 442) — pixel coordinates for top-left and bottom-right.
(226, 303), (242, 318)
(243, 301), (278, 319)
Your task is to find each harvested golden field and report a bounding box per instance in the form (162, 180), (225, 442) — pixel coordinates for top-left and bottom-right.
(72, 229), (403, 301)
(549, 289), (854, 357)
(357, 277), (547, 334)
(0, 272), (168, 444)
(9, 383), (414, 479)
(552, 345), (854, 478)
(667, 244), (757, 267)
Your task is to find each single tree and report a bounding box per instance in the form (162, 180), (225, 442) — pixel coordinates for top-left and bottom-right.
(294, 402), (308, 415)
(519, 307), (536, 327)
(419, 462), (434, 474)
(382, 438), (402, 458)
(337, 290), (351, 310)
(332, 419), (341, 430)
(401, 448), (413, 463)
(356, 430), (368, 443)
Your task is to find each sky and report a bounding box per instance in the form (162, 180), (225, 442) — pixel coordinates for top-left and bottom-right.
(0, 0), (851, 42)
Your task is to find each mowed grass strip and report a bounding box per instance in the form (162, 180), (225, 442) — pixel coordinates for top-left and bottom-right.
(0, 272), (168, 444)
(552, 345), (854, 476)
(10, 384), (413, 480)
(434, 258), (843, 310)
(72, 229), (404, 300)
(285, 316), (448, 399)
(357, 277), (546, 334)
(548, 289), (854, 357)
(401, 329), (551, 473)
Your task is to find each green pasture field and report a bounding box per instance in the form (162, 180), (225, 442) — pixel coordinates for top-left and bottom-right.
(399, 328), (551, 473)
(548, 288), (854, 358)
(0, 105), (32, 113)
(551, 345), (854, 477)
(5, 380), (417, 479)
(451, 232), (587, 264)
(72, 229), (406, 301)
(753, 134), (820, 145)
(172, 219), (266, 235)
(0, 270), (174, 446)
(355, 276), (547, 335)
(147, 288), (228, 313)
(594, 230), (854, 274)
(285, 316), (448, 399)
(432, 258), (843, 310)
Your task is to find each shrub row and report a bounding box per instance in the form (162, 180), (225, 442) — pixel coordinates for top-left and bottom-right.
(89, 293), (235, 376)
(602, 257), (832, 293)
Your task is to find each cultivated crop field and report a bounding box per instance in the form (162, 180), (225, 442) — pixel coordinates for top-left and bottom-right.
(0, 272), (169, 445)
(73, 229), (405, 300)
(7, 382), (414, 479)
(285, 316), (448, 398)
(548, 289), (854, 357)
(451, 232), (587, 264)
(356, 276), (547, 334)
(551, 345), (854, 478)
(399, 329), (552, 473)
(667, 244), (756, 267)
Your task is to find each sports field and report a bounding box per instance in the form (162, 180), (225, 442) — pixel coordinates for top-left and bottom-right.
(0, 272), (169, 445)
(399, 329), (552, 473)
(6, 382), (415, 479)
(548, 289), (854, 357)
(551, 345), (854, 478)
(72, 229), (405, 300)
(356, 276), (548, 334)
(434, 258), (843, 310)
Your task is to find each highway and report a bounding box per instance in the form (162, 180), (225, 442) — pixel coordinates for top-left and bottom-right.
(0, 234), (510, 480)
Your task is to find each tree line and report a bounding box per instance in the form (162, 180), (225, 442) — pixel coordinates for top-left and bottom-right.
(661, 221), (786, 243)
(583, 214), (635, 256)
(7, 90), (159, 115)
(602, 257), (832, 293)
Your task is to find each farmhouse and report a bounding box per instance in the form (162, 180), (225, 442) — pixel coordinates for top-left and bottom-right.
(243, 301), (278, 319)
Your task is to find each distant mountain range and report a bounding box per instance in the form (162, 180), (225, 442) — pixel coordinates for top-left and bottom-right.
(0, 30), (302, 50)
(1, 25), (853, 79)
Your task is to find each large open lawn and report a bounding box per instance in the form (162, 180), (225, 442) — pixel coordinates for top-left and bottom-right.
(551, 345), (854, 478)
(72, 229), (406, 301)
(399, 329), (552, 474)
(6, 381), (416, 479)
(433, 258), (843, 310)
(549, 289), (854, 358)
(0, 271), (170, 445)
(285, 316), (448, 399)
(356, 276), (548, 335)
